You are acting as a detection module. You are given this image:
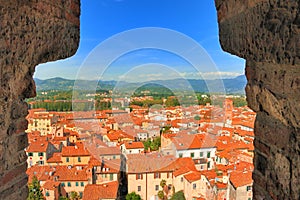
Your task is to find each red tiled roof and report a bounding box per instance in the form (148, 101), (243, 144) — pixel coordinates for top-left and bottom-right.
(184, 171), (202, 183)
(47, 153), (62, 163)
(162, 133), (176, 139)
(106, 130), (134, 141)
(61, 143), (90, 157)
(55, 166), (89, 181)
(42, 180), (60, 190)
(162, 157), (197, 176)
(216, 182), (227, 189)
(172, 133), (216, 150)
(124, 141), (144, 149)
(230, 171), (253, 188)
(27, 165), (89, 182)
(88, 157), (120, 173)
(201, 170), (217, 181)
(27, 141), (49, 152)
(82, 181), (119, 200)
(127, 153), (176, 173)
(83, 139), (121, 156)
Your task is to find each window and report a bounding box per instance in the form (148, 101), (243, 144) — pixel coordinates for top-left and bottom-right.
(67, 182), (71, 187)
(66, 157), (69, 162)
(179, 153), (183, 158)
(207, 162), (211, 169)
(193, 183), (196, 189)
(38, 152), (44, 156)
(200, 152), (203, 157)
(155, 185), (159, 191)
(181, 177), (183, 182)
(110, 174), (113, 181)
(190, 152), (194, 158)
(79, 192), (83, 198)
(38, 161), (44, 165)
(45, 191), (50, 197)
(61, 182), (65, 187)
(78, 157), (81, 162)
(76, 182), (79, 187)
(138, 186), (141, 192)
(207, 152), (211, 158)
(248, 198), (251, 200)
(28, 152), (33, 156)
(246, 186), (252, 191)
(113, 155), (116, 159)
(81, 182), (84, 187)
(154, 172), (160, 179)
(136, 174), (143, 180)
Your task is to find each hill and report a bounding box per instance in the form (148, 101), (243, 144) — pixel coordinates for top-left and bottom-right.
(34, 75), (246, 94)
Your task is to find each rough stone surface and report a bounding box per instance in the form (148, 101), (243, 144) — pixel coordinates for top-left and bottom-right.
(215, 0), (300, 199)
(0, 1), (80, 199)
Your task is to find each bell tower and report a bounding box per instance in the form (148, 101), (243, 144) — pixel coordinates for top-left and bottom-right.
(224, 99), (233, 125)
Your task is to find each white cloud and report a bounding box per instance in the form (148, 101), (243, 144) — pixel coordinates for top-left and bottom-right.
(178, 71), (242, 80)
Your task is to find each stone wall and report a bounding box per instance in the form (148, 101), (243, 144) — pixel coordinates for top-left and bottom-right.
(215, 0), (300, 199)
(0, 1), (80, 199)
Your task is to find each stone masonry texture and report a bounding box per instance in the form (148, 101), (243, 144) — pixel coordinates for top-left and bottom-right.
(0, 1), (80, 199)
(215, 0), (300, 199)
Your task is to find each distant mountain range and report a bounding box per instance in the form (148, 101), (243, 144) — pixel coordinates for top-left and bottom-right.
(34, 75), (247, 94)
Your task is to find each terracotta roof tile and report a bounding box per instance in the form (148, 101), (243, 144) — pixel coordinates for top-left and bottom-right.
(184, 171), (202, 183)
(47, 153), (62, 163)
(124, 141), (144, 149)
(172, 133), (216, 150)
(27, 165), (89, 182)
(61, 143), (90, 157)
(127, 153), (176, 173)
(27, 141), (49, 152)
(82, 181), (119, 200)
(230, 170), (253, 188)
(42, 180), (60, 190)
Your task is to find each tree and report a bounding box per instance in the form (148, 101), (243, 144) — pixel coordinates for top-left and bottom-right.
(142, 137), (161, 151)
(150, 137), (161, 151)
(158, 179), (168, 200)
(27, 176), (44, 200)
(194, 115), (201, 120)
(160, 179), (167, 188)
(165, 96), (180, 107)
(70, 191), (80, 200)
(158, 190), (165, 200)
(126, 192), (142, 200)
(232, 97), (247, 107)
(59, 196), (69, 200)
(171, 191), (186, 200)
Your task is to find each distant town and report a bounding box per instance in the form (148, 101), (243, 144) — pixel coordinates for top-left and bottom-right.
(26, 90), (254, 200)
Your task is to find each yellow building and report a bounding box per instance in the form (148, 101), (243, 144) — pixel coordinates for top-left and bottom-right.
(27, 109), (57, 136)
(61, 143), (91, 166)
(126, 154), (186, 200)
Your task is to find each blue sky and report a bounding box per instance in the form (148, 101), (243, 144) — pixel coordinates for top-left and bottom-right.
(34, 0), (245, 81)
